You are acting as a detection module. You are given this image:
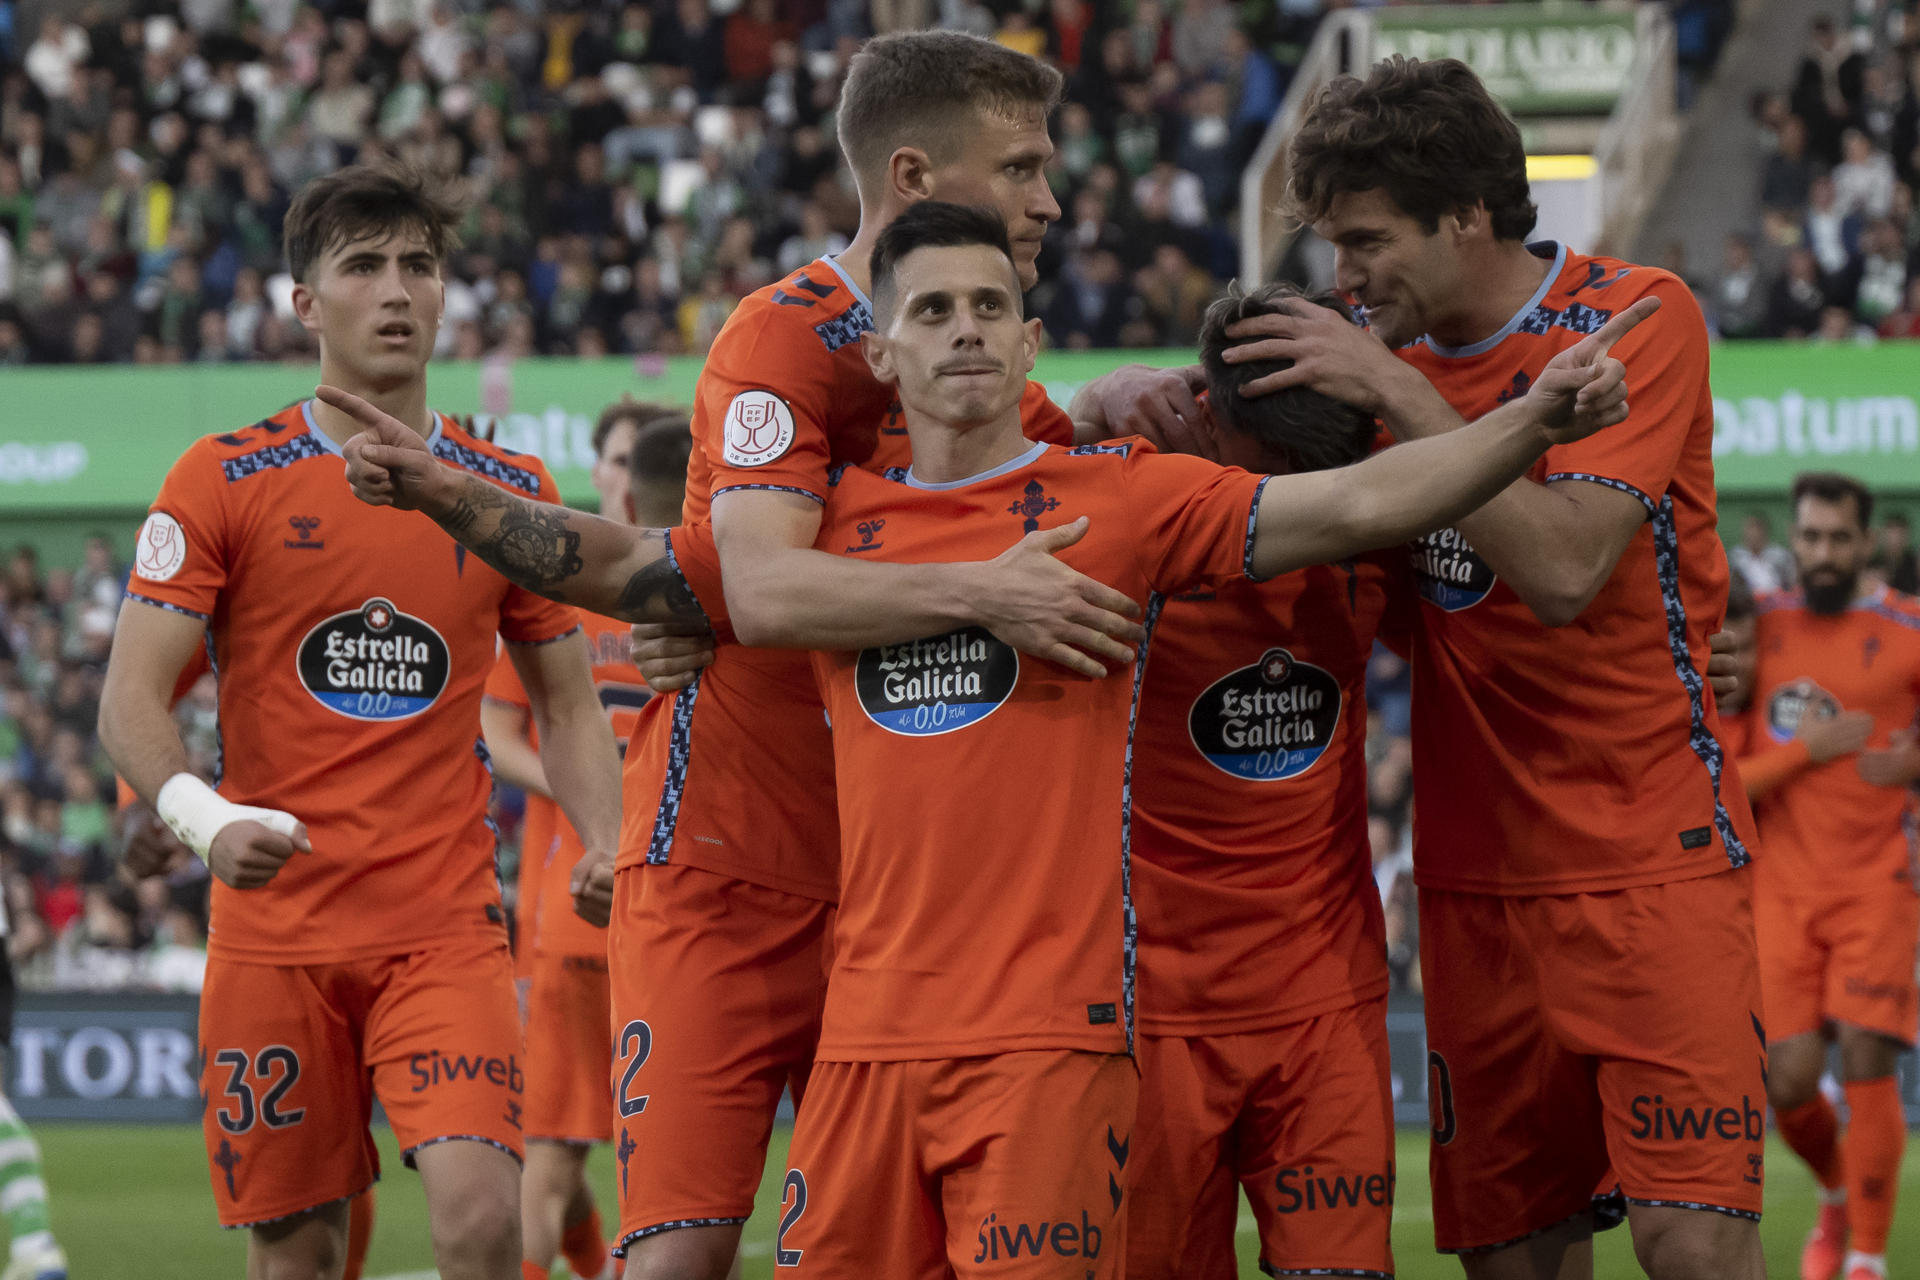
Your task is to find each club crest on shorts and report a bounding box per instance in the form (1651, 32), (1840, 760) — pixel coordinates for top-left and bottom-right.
(721, 390), (796, 468)
(1188, 647), (1341, 780)
(855, 626), (1019, 736)
(1409, 526), (1496, 611)
(296, 597), (451, 720)
(1766, 678), (1841, 744)
(135, 512), (188, 582)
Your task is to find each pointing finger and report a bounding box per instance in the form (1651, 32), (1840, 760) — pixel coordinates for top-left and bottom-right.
(1586, 296), (1662, 359)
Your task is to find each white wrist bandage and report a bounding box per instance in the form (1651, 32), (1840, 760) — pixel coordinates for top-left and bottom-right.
(155, 773), (304, 862)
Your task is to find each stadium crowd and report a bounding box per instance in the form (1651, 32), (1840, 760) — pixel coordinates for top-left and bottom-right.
(1705, 9), (1920, 339)
(0, 0), (1313, 365)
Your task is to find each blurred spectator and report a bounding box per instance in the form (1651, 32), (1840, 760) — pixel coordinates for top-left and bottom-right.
(1834, 128), (1898, 220)
(1790, 16), (1863, 166)
(1875, 513), (1920, 595)
(1043, 244), (1137, 349)
(1130, 243), (1215, 347)
(1731, 512), (1796, 593)
(1759, 113), (1813, 211)
(1767, 246), (1829, 337)
(1711, 232), (1768, 338)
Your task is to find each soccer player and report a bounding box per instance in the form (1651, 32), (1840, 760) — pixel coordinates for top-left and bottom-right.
(1171, 57), (1766, 1278)
(334, 197), (1652, 1277)
(1126, 284), (1401, 1280)
(1743, 474), (1920, 1280)
(482, 406), (691, 1280)
(97, 162), (624, 1280)
(374, 35), (1135, 1280)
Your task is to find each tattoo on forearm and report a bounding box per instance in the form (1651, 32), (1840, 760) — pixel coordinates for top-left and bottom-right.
(437, 474), (586, 600)
(613, 530), (709, 628)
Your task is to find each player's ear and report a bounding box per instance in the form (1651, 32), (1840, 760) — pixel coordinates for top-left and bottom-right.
(888, 145), (934, 203)
(290, 279), (316, 331)
(860, 330), (898, 386)
(1451, 203), (1485, 242)
(1020, 317), (1041, 373)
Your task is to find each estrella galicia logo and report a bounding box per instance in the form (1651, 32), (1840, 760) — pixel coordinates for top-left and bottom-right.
(296, 597), (451, 720)
(1766, 678), (1840, 744)
(1409, 527), (1496, 611)
(855, 626), (1018, 736)
(1188, 647), (1341, 780)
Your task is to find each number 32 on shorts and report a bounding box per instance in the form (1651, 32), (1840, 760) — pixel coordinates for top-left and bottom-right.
(213, 1045), (306, 1133)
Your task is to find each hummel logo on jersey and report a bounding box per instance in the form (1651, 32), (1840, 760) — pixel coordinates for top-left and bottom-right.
(284, 515), (324, 549)
(1569, 262), (1631, 294)
(1494, 371), (1531, 404)
(846, 519), (886, 554)
(1009, 480), (1061, 533)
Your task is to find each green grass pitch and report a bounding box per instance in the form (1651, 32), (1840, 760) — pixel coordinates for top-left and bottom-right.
(39, 1124), (1920, 1277)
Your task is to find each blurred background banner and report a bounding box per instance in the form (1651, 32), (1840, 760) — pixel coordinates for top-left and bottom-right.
(1369, 7), (1640, 116)
(3, 346), (1917, 519)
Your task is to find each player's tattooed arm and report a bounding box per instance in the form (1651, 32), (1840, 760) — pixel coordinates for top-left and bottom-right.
(326, 384), (708, 628)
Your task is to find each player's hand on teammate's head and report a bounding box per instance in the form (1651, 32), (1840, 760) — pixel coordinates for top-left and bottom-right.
(1530, 297), (1661, 444)
(1705, 629), (1739, 700)
(568, 848), (615, 927)
(1798, 707), (1874, 765)
(207, 817), (310, 890)
(1855, 727), (1920, 786)
(975, 517), (1145, 679)
(630, 623), (715, 694)
(1220, 295), (1401, 413)
(317, 384), (446, 512)
(119, 802), (195, 879)
(1079, 364), (1223, 460)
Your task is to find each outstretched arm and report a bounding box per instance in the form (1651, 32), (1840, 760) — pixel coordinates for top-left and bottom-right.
(1223, 293), (1678, 626)
(328, 385), (1148, 677)
(1247, 301), (1657, 580)
(324, 385), (708, 629)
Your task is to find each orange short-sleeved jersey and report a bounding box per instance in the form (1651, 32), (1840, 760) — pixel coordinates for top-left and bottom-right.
(485, 616), (649, 956)
(1132, 554), (1394, 1035)
(621, 257), (1071, 898)
(1394, 242), (1756, 894)
(1749, 587), (1920, 896)
(804, 440), (1267, 1062)
(128, 402), (579, 963)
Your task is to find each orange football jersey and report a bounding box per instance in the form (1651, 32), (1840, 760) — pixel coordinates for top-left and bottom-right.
(620, 254), (1071, 899)
(488, 613), (650, 957)
(1394, 243), (1757, 894)
(1132, 554), (1394, 1034)
(128, 402), (579, 963)
(1748, 587), (1920, 896)
(805, 440), (1267, 1061)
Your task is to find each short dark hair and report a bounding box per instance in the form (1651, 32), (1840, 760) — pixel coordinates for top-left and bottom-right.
(1792, 471), (1873, 529)
(870, 201), (1017, 325)
(1199, 285), (1377, 474)
(1724, 568), (1757, 622)
(628, 416), (693, 492)
(837, 31), (1063, 192)
(283, 160), (463, 283)
(1288, 57), (1536, 243)
(594, 396), (682, 458)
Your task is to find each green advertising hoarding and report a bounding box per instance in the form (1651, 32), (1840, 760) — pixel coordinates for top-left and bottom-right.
(0, 344), (1915, 517)
(1369, 6), (1639, 116)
